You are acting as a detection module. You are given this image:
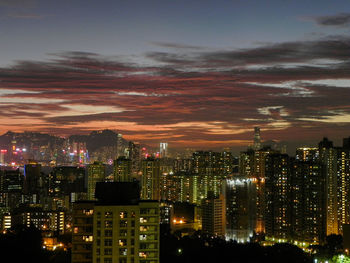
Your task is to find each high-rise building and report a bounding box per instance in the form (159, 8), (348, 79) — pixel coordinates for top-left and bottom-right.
(201, 192), (226, 237)
(88, 162), (105, 200)
(291, 158), (326, 243)
(336, 148), (350, 234)
(253, 127), (261, 151)
(253, 148), (272, 234)
(163, 171), (199, 204)
(141, 158), (161, 201)
(129, 141), (141, 175)
(51, 166), (86, 197)
(295, 147), (319, 162)
(23, 160), (41, 195)
(0, 168), (23, 193)
(72, 201), (94, 263)
(239, 149), (255, 178)
(239, 147), (274, 234)
(116, 134), (124, 158)
(159, 143), (168, 158)
(319, 138), (350, 235)
(225, 178), (256, 242)
(222, 151), (234, 175)
(174, 158), (192, 173)
(264, 153), (291, 240)
(319, 138), (339, 235)
(114, 157), (132, 182)
(0, 149), (7, 165)
(192, 151), (226, 199)
(0, 168), (23, 209)
(93, 182), (159, 263)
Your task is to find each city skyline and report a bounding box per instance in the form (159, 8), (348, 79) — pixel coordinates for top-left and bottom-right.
(1, 1), (350, 151)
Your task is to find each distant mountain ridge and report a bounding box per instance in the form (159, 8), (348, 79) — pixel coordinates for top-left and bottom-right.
(0, 129), (127, 154)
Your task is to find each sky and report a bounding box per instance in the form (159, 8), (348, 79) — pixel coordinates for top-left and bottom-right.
(0, 0), (350, 151)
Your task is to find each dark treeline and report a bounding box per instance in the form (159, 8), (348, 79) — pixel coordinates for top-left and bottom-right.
(160, 226), (312, 263)
(0, 224), (70, 263)
(0, 224), (342, 263)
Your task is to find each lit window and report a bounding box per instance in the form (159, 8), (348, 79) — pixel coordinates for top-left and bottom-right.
(119, 248), (127, 256)
(119, 239), (127, 246)
(120, 212), (128, 219)
(105, 212), (113, 218)
(140, 226), (148, 232)
(82, 236), (93, 242)
(139, 235), (147, 241)
(105, 220), (113, 228)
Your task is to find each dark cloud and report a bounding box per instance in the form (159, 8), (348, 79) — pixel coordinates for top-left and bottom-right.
(314, 13), (350, 27)
(0, 36), (350, 149)
(151, 42), (207, 50)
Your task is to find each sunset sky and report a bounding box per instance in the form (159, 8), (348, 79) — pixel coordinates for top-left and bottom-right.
(1, 0), (350, 150)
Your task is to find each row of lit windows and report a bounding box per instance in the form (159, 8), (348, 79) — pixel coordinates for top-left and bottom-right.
(97, 211), (136, 219)
(96, 229), (135, 237)
(97, 219), (135, 228)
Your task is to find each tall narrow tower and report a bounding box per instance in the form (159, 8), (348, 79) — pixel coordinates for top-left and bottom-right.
(87, 161), (105, 200)
(114, 156), (132, 182)
(159, 143), (168, 158)
(116, 133), (123, 158)
(253, 127), (261, 151)
(141, 158), (161, 201)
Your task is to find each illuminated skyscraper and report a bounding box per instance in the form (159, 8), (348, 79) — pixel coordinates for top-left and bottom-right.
(141, 158), (161, 201)
(0, 149), (7, 165)
(0, 168), (23, 209)
(295, 147), (319, 162)
(87, 162), (105, 200)
(164, 171), (199, 204)
(159, 143), (168, 158)
(291, 156), (325, 243)
(336, 148), (350, 234)
(239, 149), (255, 178)
(114, 157), (132, 182)
(129, 141), (141, 175)
(253, 127), (261, 151)
(239, 147), (273, 233)
(192, 151), (226, 199)
(264, 153), (291, 240)
(93, 182), (159, 263)
(72, 201), (94, 263)
(116, 134), (124, 158)
(319, 138), (338, 235)
(225, 178), (256, 242)
(318, 138), (350, 235)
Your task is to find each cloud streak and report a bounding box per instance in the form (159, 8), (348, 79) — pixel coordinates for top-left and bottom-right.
(313, 13), (350, 27)
(0, 36), (350, 149)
